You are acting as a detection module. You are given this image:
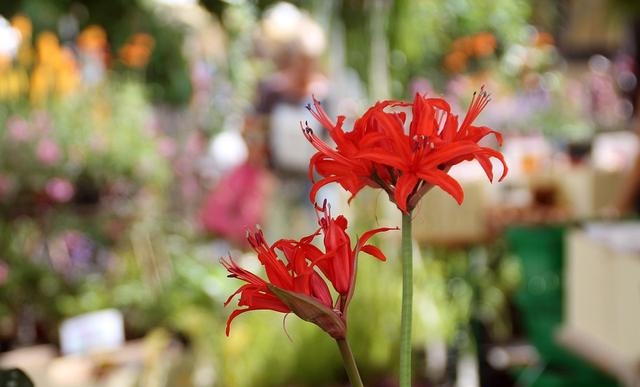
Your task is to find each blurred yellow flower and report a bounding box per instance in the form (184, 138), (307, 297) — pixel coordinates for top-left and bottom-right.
(56, 48), (80, 97)
(0, 54), (11, 72)
(11, 14), (34, 67)
(36, 31), (61, 66)
(30, 65), (53, 104)
(10, 14), (32, 39)
(0, 22), (150, 104)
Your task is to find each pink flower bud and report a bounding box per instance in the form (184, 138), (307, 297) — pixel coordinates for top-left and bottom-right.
(46, 177), (75, 203)
(37, 138), (61, 166)
(0, 174), (15, 199)
(7, 117), (31, 142)
(0, 261), (8, 285)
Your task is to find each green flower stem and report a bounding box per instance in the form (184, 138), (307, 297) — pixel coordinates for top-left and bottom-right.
(399, 211), (413, 387)
(336, 338), (365, 387)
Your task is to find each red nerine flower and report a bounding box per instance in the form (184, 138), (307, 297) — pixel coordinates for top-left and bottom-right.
(222, 205), (396, 338)
(313, 202), (396, 312)
(304, 88), (508, 213)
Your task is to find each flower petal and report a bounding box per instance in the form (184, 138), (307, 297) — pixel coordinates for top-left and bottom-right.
(417, 169), (464, 204)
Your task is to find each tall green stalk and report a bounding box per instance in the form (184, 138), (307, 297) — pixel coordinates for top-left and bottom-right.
(336, 338), (365, 387)
(399, 211), (413, 387)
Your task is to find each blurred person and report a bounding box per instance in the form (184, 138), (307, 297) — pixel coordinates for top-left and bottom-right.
(199, 129), (273, 249)
(246, 3), (330, 239)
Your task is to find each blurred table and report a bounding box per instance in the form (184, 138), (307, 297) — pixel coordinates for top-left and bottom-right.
(561, 224), (640, 387)
(0, 341), (144, 387)
(411, 165), (625, 247)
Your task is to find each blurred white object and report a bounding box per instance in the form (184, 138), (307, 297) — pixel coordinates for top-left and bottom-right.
(557, 166), (623, 220)
(59, 309), (125, 355)
(208, 129), (248, 173)
(0, 17), (21, 58)
(261, 2), (326, 57)
(502, 134), (553, 179)
(592, 130), (639, 172)
(583, 221), (640, 253)
(269, 102), (316, 173)
(564, 229), (640, 385)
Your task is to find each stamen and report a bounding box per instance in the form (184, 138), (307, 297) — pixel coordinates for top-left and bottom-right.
(300, 121), (313, 135)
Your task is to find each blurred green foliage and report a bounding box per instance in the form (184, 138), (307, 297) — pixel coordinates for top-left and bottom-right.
(608, 0), (640, 15)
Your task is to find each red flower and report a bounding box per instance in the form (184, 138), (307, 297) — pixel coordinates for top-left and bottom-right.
(303, 98), (380, 206)
(304, 88), (508, 213)
(313, 202), (396, 311)
(222, 206), (396, 338)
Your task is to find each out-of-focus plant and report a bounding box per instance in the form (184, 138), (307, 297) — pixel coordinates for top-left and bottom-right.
(422, 243), (521, 342)
(388, 0), (531, 95)
(441, 31), (499, 76)
(0, 0), (192, 105)
(442, 28), (629, 145)
(0, 19), (175, 347)
(0, 19), (170, 216)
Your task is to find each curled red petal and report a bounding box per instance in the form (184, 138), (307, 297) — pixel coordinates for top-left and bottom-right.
(360, 244), (388, 261)
(417, 169), (464, 205)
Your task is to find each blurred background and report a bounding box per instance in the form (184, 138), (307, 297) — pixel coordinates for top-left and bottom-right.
(0, 0), (639, 386)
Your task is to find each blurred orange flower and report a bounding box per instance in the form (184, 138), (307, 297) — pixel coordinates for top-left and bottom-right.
(119, 33), (155, 69)
(534, 31), (555, 47)
(473, 32), (497, 57)
(445, 32), (497, 73)
(444, 50), (468, 74)
(77, 25), (108, 52)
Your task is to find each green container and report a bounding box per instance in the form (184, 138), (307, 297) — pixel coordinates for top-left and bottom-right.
(515, 365), (618, 387)
(505, 225), (619, 387)
(507, 225), (565, 310)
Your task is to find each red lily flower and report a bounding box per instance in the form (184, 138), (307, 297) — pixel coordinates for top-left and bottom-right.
(303, 98), (380, 206)
(304, 88), (508, 213)
(312, 202), (398, 311)
(222, 207), (396, 338)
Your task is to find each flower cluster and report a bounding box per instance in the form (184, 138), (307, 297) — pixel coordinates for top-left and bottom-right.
(444, 31), (497, 74)
(222, 203), (396, 338)
(222, 88), (507, 387)
(0, 15), (155, 105)
(303, 88), (508, 213)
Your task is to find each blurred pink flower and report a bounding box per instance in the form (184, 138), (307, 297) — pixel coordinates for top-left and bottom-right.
(46, 177), (75, 203)
(37, 138), (62, 166)
(185, 131), (205, 154)
(157, 137), (177, 159)
(32, 110), (53, 133)
(0, 260), (8, 285)
(6, 117), (32, 142)
(144, 115), (160, 136)
(0, 174), (15, 199)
